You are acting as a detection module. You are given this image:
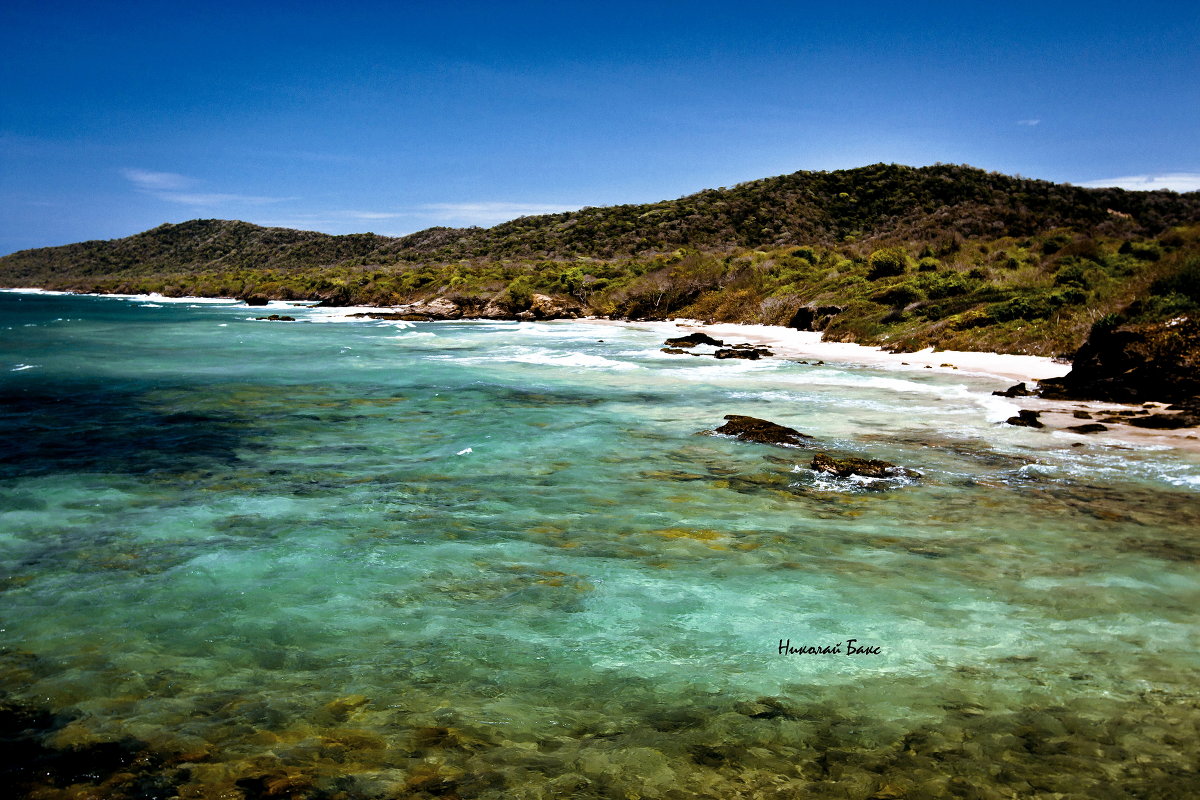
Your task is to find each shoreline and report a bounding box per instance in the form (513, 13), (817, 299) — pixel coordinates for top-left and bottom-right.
(580, 317), (1200, 455)
(6, 288), (1199, 453)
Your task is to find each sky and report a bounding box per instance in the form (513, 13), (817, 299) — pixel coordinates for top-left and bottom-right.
(2, 0), (1198, 254)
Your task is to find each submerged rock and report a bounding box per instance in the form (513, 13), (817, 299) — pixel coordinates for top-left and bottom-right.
(664, 332), (725, 347)
(1005, 410), (1045, 428)
(707, 415), (815, 447)
(1066, 423), (1108, 434)
(1127, 411), (1200, 429)
(714, 346), (773, 360)
(255, 314), (295, 321)
(811, 452), (918, 479)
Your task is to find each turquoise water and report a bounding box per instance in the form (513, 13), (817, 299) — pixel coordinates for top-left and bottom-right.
(2, 290), (1198, 799)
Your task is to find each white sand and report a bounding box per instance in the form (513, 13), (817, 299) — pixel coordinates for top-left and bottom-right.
(596, 318), (1072, 383)
(581, 317), (1200, 454)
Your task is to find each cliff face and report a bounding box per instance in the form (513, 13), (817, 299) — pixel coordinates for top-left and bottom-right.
(1039, 316), (1200, 403)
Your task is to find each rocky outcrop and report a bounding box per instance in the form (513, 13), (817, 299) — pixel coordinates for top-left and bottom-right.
(1038, 316), (1200, 404)
(788, 304), (843, 331)
(714, 346), (773, 360)
(664, 332), (725, 347)
(661, 334), (773, 360)
(347, 294), (583, 322)
(351, 297), (464, 321)
(707, 415), (815, 447)
(242, 295), (270, 306)
(255, 314), (295, 321)
(1127, 406), (1200, 429)
(1005, 409), (1044, 428)
(811, 452), (919, 479)
(521, 293), (583, 320)
(478, 293), (583, 320)
(993, 382), (1035, 397)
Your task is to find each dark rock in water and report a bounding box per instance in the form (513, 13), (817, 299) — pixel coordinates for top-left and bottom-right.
(664, 332), (725, 347)
(1039, 315), (1200, 403)
(661, 347), (689, 355)
(1072, 410), (1093, 419)
(788, 304), (843, 331)
(242, 295), (270, 306)
(1066, 423), (1108, 434)
(1005, 410), (1044, 428)
(714, 347), (772, 360)
(993, 382), (1035, 397)
(1127, 411), (1200, 429)
(256, 314), (295, 321)
(708, 415), (815, 447)
(811, 452), (919, 479)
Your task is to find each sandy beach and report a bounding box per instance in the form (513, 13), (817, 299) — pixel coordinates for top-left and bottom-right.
(587, 317), (1200, 455)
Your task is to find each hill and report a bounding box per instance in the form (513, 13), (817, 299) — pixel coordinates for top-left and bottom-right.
(2, 163), (1199, 356)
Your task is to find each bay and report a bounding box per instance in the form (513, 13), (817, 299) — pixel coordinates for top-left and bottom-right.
(2, 290), (1198, 798)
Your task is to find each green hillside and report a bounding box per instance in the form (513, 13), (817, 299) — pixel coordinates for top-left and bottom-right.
(3, 163), (1198, 356)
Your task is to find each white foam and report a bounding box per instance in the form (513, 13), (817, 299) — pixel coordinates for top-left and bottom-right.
(513, 351), (639, 370)
(10, 364), (38, 372)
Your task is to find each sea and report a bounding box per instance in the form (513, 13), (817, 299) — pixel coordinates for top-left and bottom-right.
(2, 289), (1198, 798)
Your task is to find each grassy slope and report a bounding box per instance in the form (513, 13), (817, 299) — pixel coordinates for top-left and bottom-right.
(3, 164), (1199, 356)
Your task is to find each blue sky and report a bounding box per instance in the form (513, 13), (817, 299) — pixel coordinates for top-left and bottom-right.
(2, 1), (1197, 254)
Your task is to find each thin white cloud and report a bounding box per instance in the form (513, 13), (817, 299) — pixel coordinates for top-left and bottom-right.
(1016, 119), (1040, 126)
(156, 192), (290, 206)
(122, 168), (291, 206)
(122, 168), (195, 191)
(1077, 173), (1200, 192)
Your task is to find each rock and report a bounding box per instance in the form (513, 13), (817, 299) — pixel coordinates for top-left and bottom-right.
(1038, 315), (1200, 403)
(993, 382), (1035, 397)
(1005, 410), (1044, 428)
(661, 347), (690, 355)
(518, 293), (583, 320)
(664, 332), (725, 347)
(1066, 423), (1108, 434)
(242, 295), (270, 306)
(714, 347), (772, 360)
(351, 297), (464, 320)
(255, 314), (295, 321)
(708, 415), (815, 447)
(811, 452), (919, 479)
(788, 304), (843, 331)
(1127, 411), (1200, 429)
(1072, 410), (1093, 419)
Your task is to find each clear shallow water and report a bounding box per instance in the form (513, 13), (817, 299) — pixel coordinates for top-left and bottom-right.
(2, 290), (1198, 799)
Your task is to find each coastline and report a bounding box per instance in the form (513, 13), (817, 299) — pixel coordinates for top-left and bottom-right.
(581, 316), (1200, 455)
(6, 288), (1199, 453)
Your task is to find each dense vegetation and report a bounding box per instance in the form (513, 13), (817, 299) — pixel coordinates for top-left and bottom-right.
(3, 163), (1198, 356)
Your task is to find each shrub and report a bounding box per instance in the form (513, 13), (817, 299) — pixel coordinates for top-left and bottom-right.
(921, 271), (973, 299)
(1053, 262), (1091, 289)
(866, 247), (909, 280)
(917, 257), (941, 272)
(872, 282), (924, 306)
(500, 277), (535, 311)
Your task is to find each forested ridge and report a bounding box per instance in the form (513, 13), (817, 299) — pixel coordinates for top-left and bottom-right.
(3, 163), (1199, 355)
